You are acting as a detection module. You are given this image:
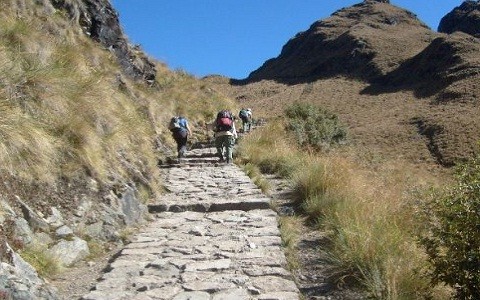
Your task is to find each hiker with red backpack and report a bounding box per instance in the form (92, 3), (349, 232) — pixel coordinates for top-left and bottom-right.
(168, 115), (192, 159)
(214, 110), (237, 164)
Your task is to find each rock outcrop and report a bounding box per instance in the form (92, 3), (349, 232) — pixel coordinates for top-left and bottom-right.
(0, 242), (57, 299)
(438, 0), (480, 37)
(51, 0), (157, 84)
(0, 184), (148, 298)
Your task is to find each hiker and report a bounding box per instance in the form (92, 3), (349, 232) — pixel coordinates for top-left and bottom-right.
(214, 110), (237, 164)
(238, 108), (253, 133)
(168, 115), (192, 159)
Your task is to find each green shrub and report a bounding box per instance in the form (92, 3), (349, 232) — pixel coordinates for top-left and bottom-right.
(419, 154), (480, 299)
(284, 102), (347, 150)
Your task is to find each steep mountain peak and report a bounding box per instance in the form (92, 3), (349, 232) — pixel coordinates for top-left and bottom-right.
(438, 0), (480, 37)
(246, 1), (433, 84)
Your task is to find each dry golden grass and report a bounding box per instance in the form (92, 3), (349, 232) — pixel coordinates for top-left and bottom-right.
(241, 163), (271, 194)
(278, 216), (304, 271)
(237, 120), (304, 177)
(0, 99), (57, 181)
(237, 123), (452, 299)
(0, 1), (234, 207)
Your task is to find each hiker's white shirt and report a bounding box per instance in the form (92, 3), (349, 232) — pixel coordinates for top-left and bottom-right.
(214, 122), (238, 138)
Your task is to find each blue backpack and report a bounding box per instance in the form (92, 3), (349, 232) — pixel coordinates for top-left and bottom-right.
(169, 117), (188, 138)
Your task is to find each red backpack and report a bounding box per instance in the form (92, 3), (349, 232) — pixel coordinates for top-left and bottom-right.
(216, 110), (233, 131)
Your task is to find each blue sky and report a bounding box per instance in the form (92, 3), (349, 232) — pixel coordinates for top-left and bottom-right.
(111, 1), (462, 79)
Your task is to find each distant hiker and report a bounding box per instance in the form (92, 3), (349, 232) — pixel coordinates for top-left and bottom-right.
(214, 109), (237, 164)
(238, 108), (253, 133)
(168, 115), (192, 159)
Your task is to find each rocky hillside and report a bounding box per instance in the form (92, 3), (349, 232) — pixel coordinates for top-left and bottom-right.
(211, 0), (480, 168)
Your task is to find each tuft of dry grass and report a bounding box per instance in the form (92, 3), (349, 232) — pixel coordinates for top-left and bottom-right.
(0, 99), (58, 182)
(241, 163), (271, 194)
(20, 244), (62, 278)
(279, 216), (304, 271)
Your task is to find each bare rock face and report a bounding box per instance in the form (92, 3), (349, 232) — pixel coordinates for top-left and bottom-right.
(0, 242), (58, 299)
(438, 0), (480, 37)
(51, 0), (157, 84)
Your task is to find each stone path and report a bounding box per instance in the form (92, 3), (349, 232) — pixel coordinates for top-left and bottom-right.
(82, 146), (300, 300)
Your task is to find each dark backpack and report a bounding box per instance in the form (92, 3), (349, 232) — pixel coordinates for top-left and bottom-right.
(216, 110), (233, 131)
(239, 109), (248, 120)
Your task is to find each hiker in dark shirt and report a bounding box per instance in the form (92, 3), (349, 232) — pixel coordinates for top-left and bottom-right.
(168, 116), (192, 159)
(238, 108), (253, 133)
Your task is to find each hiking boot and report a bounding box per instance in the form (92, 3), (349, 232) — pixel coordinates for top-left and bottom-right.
(178, 150), (186, 158)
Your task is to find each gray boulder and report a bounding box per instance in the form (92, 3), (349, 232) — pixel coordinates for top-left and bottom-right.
(0, 243), (57, 299)
(48, 237), (90, 267)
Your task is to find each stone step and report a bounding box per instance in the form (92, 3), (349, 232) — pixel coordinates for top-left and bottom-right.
(148, 197), (271, 213)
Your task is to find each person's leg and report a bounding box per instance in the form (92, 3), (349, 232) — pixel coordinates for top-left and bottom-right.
(242, 120), (247, 133)
(178, 137), (187, 158)
(173, 135), (181, 158)
(174, 134), (186, 158)
(225, 136), (235, 163)
(215, 136), (225, 161)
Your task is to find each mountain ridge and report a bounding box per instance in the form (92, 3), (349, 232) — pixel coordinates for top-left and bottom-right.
(210, 0), (480, 167)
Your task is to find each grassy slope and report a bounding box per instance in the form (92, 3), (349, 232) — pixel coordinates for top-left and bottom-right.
(0, 1), (236, 213)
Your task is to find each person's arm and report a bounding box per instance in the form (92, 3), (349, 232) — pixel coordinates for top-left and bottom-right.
(186, 123), (192, 135)
(232, 122), (238, 139)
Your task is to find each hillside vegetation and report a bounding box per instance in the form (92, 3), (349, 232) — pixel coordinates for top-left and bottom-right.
(0, 1), (235, 296)
(211, 1), (480, 168)
(0, 0), (235, 207)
